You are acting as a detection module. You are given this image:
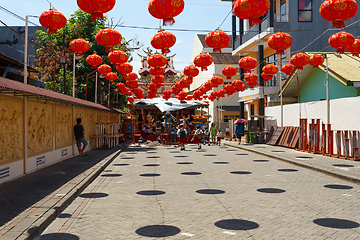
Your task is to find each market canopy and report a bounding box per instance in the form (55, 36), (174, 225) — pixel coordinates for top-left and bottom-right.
(133, 97), (208, 112)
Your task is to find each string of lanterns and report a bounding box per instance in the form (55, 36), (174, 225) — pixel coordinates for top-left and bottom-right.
(38, 0), (359, 104)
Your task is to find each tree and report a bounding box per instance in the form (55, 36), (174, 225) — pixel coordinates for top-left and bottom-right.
(35, 9), (133, 109)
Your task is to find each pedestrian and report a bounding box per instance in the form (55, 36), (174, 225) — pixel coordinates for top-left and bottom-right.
(235, 122), (245, 145)
(204, 128), (210, 145)
(74, 118), (88, 156)
(192, 125), (203, 150)
(210, 123), (217, 144)
(177, 124), (187, 150)
(224, 125), (230, 140)
(216, 130), (222, 145)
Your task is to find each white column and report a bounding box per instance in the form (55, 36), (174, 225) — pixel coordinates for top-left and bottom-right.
(72, 54), (76, 97)
(24, 15), (28, 84)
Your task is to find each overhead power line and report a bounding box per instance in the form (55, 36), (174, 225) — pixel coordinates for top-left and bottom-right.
(0, 5), (40, 26)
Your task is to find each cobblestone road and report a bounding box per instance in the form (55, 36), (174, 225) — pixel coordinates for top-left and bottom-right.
(37, 143), (360, 239)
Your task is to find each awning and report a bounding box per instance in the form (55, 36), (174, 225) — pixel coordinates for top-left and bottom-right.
(134, 97), (208, 112)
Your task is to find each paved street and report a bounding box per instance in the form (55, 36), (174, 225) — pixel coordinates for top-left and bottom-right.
(37, 143), (360, 239)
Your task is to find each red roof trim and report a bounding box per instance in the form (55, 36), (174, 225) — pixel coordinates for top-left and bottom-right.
(0, 77), (128, 114)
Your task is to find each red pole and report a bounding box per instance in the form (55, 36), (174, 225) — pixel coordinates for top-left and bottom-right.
(336, 130), (342, 158)
(353, 131), (360, 160)
(344, 130), (350, 159)
(322, 122), (326, 155)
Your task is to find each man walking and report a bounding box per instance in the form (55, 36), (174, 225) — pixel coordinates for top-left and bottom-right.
(74, 118), (88, 156)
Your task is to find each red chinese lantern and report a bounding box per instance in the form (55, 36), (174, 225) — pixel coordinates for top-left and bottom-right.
(162, 90), (172, 100)
(123, 72), (138, 81)
(116, 63), (133, 75)
(184, 65), (199, 79)
(218, 89), (227, 98)
(329, 31), (355, 54)
(262, 64), (278, 75)
(245, 73), (258, 88)
(86, 54), (103, 69)
(320, 0), (358, 28)
(308, 54), (325, 68)
(224, 84), (236, 95)
(281, 64), (295, 76)
(148, 0), (185, 26)
(232, 79), (246, 91)
(290, 53), (310, 70)
(178, 91), (187, 100)
(222, 66), (238, 79)
(346, 39), (360, 56)
(148, 53), (167, 67)
(204, 81), (214, 91)
(261, 72), (273, 81)
(205, 29), (231, 53)
(108, 50), (128, 66)
(233, 0), (271, 27)
(238, 57), (258, 73)
(98, 64), (112, 76)
(152, 75), (165, 84)
(194, 53), (213, 71)
(69, 38), (90, 57)
(267, 32), (293, 55)
(127, 96), (135, 103)
(106, 72), (117, 83)
(39, 10), (67, 34)
(77, 0), (116, 21)
(151, 30), (176, 54)
(150, 67), (165, 76)
(181, 76), (193, 86)
(95, 28), (122, 52)
(211, 76), (224, 87)
(126, 80), (138, 89)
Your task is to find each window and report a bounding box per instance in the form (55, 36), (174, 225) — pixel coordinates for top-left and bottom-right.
(299, 0), (312, 22)
(280, 0), (287, 22)
(264, 52), (287, 87)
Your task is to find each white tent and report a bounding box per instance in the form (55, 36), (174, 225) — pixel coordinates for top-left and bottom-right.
(134, 97), (208, 112)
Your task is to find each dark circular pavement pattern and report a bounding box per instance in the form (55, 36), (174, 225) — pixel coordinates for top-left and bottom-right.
(140, 173), (161, 177)
(215, 219), (259, 230)
(213, 162), (229, 164)
(146, 156), (160, 158)
(177, 162), (193, 165)
(79, 193), (109, 198)
(196, 189), (225, 195)
(203, 154), (217, 157)
(333, 164), (354, 168)
(313, 218), (360, 229)
(324, 184), (353, 190)
(181, 172), (202, 175)
(101, 174), (122, 177)
(257, 188), (286, 193)
(236, 153), (249, 156)
(121, 157), (135, 159)
(253, 160), (269, 162)
(113, 164), (130, 166)
(278, 169), (298, 172)
(136, 190), (166, 196)
(136, 225), (181, 237)
(143, 164), (160, 167)
(231, 171), (252, 175)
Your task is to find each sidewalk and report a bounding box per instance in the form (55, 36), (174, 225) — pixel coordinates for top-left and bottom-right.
(0, 143), (129, 240)
(224, 140), (360, 184)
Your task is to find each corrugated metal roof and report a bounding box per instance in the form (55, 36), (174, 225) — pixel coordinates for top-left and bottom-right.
(209, 53), (239, 64)
(0, 77), (127, 114)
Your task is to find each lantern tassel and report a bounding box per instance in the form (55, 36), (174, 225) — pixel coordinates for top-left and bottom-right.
(105, 46), (113, 53)
(336, 48), (345, 54)
(161, 48), (171, 54)
(276, 50), (285, 55)
(163, 18), (175, 26)
(47, 28), (57, 34)
(91, 12), (104, 22)
(332, 20), (345, 29)
(213, 48), (222, 53)
(249, 18), (262, 27)
(201, 67), (208, 71)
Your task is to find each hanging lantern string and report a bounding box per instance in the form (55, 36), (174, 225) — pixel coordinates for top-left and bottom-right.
(217, 9), (232, 30)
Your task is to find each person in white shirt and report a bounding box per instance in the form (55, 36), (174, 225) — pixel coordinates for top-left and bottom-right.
(216, 131), (222, 145)
(177, 124), (187, 150)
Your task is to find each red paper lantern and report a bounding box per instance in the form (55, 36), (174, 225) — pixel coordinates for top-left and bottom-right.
(148, 53), (167, 67)
(267, 32), (293, 55)
(95, 28), (122, 52)
(211, 76), (224, 87)
(86, 54), (103, 69)
(218, 89), (227, 98)
(232, 79), (246, 91)
(181, 76), (193, 87)
(262, 64), (278, 75)
(238, 57), (258, 73)
(194, 53), (213, 71)
(281, 64), (295, 76)
(151, 30), (176, 54)
(39, 10), (67, 34)
(320, 0), (358, 28)
(233, 0), (271, 27)
(98, 64), (112, 76)
(224, 84), (236, 95)
(222, 65), (238, 79)
(116, 63), (133, 75)
(150, 67), (165, 76)
(205, 29), (231, 53)
(308, 54), (325, 68)
(204, 81), (214, 91)
(184, 65), (199, 79)
(123, 72), (138, 81)
(245, 73), (258, 88)
(77, 0), (116, 21)
(261, 72), (273, 81)
(127, 96), (135, 103)
(126, 80), (138, 89)
(148, 0), (185, 26)
(152, 75), (165, 84)
(108, 50), (128, 65)
(106, 72), (117, 83)
(346, 39), (360, 56)
(69, 38), (90, 57)
(290, 53), (310, 70)
(329, 31), (355, 54)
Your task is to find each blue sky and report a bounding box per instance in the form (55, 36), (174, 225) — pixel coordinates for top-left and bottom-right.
(0, 0), (234, 72)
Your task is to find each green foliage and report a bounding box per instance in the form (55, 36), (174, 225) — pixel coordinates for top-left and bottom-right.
(36, 9), (132, 108)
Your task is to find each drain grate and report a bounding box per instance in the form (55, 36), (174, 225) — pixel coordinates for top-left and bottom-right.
(0, 166), (10, 180)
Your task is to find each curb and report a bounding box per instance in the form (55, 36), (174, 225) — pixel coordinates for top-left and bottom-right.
(21, 143), (130, 240)
(225, 143), (360, 185)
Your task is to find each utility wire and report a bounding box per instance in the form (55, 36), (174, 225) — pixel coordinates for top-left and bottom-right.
(0, 5), (40, 26)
